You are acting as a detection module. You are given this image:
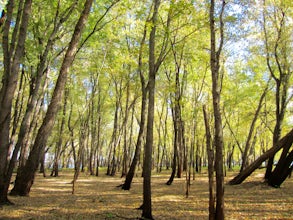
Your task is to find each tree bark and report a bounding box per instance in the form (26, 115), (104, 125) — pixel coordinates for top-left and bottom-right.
(121, 16), (148, 190)
(0, 0), (32, 205)
(10, 0), (94, 196)
(203, 105), (215, 220)
(240, 83), (269, 172)
(210, 0), (226, 219)
(51, 89), (68, 177)
(229, 129), (293, 185)
(141, 1), (161, 219)
(262, 2), (291, 180)
(166, 105), (178, 185)
(268, 150), (293, 188)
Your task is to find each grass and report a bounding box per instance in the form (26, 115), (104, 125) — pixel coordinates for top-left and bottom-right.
(0, 169), (292, 219)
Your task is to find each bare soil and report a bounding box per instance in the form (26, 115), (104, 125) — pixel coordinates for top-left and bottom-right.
(0, 170), (292, 219)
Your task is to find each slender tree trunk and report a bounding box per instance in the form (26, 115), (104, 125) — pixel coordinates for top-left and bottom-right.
(141, 1), (161, 219)
(210, 0), (226, 219)
(72, 118), (88, 194)
(203, 105), (215, 220)
(241, 83), (269, 172)
(10, 0), (94, 196)
(51, 89), (68, 177)
(95, 91), (102, 177)
(166, 106), (178, 185)
(121, 17), (148, 190)
(107, 81), (121, 176)
(121, 82), (130, 177)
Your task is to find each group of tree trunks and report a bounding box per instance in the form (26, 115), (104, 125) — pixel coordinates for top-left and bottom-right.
(0, 3), (292, 220)
(229, 128), (293, 187)
(0, 0), (94, 205)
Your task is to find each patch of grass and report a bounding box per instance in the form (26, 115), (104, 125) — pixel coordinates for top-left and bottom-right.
(0, 170), (292, 219)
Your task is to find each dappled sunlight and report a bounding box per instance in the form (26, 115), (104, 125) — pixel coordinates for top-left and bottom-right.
(154, 195), (183, 202)
(1, 171), (292, 219)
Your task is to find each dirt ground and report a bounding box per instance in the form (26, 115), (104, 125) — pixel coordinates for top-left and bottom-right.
(0, 170), (292, 220)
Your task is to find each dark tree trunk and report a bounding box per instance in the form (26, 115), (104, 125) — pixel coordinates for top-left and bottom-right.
(10, 0), (94, 197)
(95, 92), (102, 177)
(39, 147), (48, 177)
(227, 144), (235, 171)
(229, 129), (293, 185)
(121, 17), (148, 190)
(0, 0), (32, 205)
(107, 82), (121, 176)
(122, 93), (146, 189)
(72, 119), (88, 194)
(141, 1), (161, 219)
(210, 0), (226, 219)
(268, 150), (293, 187)
(241, 84), (269, 172)
(51, 89), (68, 177)
(203, 105), (215, 220)
(121, 82), (130, 177)
(166, 130), (177, 185)
(262, 5), (291, 180)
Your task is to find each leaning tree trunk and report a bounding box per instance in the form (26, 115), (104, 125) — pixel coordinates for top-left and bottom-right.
(240, 83), (269, 172)
(10, 0), (94, 197)
(229, 129), (293, 185)
(262, 3), (291, 180)
(0, 0), (32, 205)
(51, 89), (68, 177)
(121, 18), (148, 190)
(166, 106), (178, 185)
(268, 150), (293, 188)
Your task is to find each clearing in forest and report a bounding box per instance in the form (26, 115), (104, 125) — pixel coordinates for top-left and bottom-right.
(0, 170), (292, 219)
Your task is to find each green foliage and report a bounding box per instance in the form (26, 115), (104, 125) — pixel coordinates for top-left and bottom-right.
(2, 0), (292, 174)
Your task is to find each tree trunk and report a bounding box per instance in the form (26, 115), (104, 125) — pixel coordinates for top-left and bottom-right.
(262, 2), (291, 180)
(241, 83), (269, 172)
(0, 0), (32, 205)
(72, 118), (88, 194)
(268, 150), (293, 187)
(107, 81), (121, 176)
(10, 0), (94, 197)
(166, 106), (178, 185)
(121, 82), (130, 177)
(121, 16), (148, 190)
(95, 90), (102, 177)
(39, 147), (48, 177)
(229, 129), (293, 185)
(203, 105), (215, 220)
(51, 89), (68, 177)
(210, 0), (226, 219)
(141, 1), (160, 219)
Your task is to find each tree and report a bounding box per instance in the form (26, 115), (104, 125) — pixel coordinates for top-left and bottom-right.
(229, 128), (293, 185)
(0, 0), (33, 205)
(141, 0), (162, 218)
(10, 0), (94, 196)
(203, 105), (215, 220)
(50, 88), (69, 177)
(121, 20), (148, 189)
(262, 0), (293, 180)
(209, 0), (226, 219)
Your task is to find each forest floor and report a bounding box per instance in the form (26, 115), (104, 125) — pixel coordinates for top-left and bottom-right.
(0, 169), (292, 220)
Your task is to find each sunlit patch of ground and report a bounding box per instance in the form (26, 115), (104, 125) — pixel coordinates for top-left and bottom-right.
(0, 169), (292, 219)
